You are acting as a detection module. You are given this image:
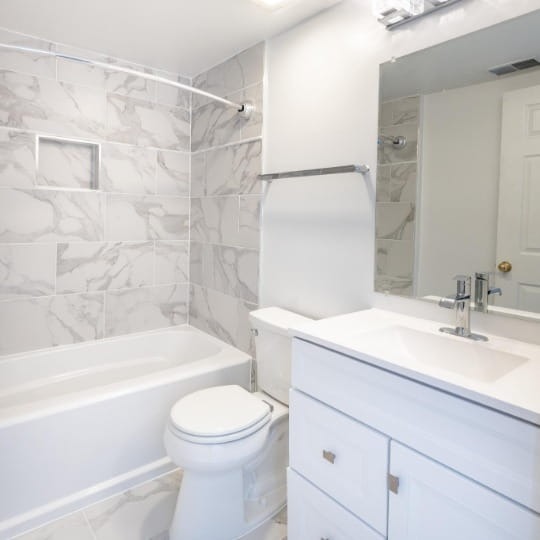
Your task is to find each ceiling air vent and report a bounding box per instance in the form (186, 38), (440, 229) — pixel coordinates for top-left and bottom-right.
(489, 58), (540, 76)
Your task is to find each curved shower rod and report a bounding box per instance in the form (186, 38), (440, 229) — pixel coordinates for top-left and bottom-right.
(0, 43), (255, 118)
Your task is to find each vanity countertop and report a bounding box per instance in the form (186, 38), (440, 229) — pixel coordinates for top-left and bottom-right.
(290, 308), (540, 426)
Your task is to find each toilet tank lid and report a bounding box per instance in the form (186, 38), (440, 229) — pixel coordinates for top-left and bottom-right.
(249, 307), (313, 336)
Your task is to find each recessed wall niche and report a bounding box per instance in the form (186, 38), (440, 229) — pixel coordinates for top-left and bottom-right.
(37, 136), (100, 189)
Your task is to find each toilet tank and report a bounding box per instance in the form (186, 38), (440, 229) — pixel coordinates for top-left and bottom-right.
(249, 307), (313, 405)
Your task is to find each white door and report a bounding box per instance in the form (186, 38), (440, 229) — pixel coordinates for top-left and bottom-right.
(496, 85), (540, 312)
(388, 442), (540, 540)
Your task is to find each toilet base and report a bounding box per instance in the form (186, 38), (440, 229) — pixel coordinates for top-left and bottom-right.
(235, 505), (287, 540)
(169, 416), (288, 540)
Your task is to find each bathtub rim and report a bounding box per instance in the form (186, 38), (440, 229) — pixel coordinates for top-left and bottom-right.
(0, 324), (251, 429)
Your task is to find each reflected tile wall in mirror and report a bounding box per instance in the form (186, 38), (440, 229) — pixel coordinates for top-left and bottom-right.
(375, 96), (419, 297)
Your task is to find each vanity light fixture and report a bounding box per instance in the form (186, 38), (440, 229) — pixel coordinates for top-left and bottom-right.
(374, 0), (463, 30)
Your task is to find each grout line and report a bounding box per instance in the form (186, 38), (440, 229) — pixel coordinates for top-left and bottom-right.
(191, 135), (262, 156)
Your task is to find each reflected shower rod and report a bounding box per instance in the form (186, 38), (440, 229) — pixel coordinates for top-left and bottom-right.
(0, 43), (254, 118)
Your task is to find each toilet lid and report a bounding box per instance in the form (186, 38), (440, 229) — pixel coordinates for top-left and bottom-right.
(169, 385), (272, 438)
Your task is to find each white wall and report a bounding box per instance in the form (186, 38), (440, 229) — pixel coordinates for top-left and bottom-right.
(261, 0), (540, 319)
(417, 68), (540, 298)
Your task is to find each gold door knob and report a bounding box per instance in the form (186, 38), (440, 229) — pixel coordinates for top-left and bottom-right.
(498, 261), (512, 273)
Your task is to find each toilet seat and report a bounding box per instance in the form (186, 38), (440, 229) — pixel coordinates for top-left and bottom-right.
(169, 385), (272, 444)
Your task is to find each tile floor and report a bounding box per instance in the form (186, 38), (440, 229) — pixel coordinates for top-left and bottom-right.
(12, 470), (287, 540)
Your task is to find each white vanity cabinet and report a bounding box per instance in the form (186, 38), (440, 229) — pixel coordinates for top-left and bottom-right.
(288, 338), (540, 540)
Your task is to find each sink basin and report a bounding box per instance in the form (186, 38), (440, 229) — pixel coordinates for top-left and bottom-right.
(359, 326), (528, 383)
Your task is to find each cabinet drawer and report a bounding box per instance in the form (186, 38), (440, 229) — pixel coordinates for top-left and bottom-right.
(290, 390), (389, 535)
(292, 338), (540, 513)
(288, 468), (384, 540)
(389, 442), (540, 540)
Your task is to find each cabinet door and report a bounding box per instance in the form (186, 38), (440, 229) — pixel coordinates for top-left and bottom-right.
(389, 442), (540, 540)
(290, 390), (389, 535)
(288, 469), (384, 540)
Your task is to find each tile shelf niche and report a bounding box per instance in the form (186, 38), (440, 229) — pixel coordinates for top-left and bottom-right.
(37, 135), (101, 190)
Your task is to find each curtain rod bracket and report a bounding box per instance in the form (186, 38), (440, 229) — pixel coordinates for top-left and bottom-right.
(238, 101), (255, 119)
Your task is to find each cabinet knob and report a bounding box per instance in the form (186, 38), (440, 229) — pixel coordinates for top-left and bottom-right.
(322, 449), (336, 464)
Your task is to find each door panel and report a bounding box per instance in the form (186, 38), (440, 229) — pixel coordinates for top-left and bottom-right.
(497, 85), (540, 311)
(388, 442), (540, 540)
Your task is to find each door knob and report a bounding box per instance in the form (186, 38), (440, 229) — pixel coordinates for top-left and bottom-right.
(497, 261), (512, 273)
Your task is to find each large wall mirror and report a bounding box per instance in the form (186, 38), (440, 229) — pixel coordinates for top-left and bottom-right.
(375, 9), (540, 319)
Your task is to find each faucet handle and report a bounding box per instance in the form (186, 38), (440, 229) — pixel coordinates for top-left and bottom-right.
(439, 296), (457, 309)
(452, 274), (471, 297)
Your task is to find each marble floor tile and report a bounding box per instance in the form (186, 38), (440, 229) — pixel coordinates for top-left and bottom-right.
(11, 510), (95, 540)
(84, 471), (182, 540)
(13, 470), (287, 540)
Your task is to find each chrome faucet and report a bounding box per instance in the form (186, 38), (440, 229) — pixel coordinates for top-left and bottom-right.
(473, 272), (502, 313)
(439, 275), (488, 342)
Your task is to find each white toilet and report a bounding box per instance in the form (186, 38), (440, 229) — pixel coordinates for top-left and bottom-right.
(164, 307), (311, 540)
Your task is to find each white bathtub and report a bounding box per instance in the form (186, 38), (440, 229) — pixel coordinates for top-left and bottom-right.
(0, 326), (251, 539)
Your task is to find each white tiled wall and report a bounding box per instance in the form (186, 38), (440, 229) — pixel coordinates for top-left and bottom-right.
(0, 29), (191, 355)
(189, 44), (264, 354)
(0, 34), (265, 356)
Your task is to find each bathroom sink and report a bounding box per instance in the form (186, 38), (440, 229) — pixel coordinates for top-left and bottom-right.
(358, 326), (528, 383)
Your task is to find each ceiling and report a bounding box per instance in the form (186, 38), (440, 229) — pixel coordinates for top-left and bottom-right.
(0, 0), (342, 77)
(380, 8), (540, 101)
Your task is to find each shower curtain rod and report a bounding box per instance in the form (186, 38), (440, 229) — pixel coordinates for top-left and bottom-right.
(0, 43), (254, 117)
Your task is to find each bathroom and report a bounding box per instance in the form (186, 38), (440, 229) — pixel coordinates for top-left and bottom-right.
(1, 0), (540, 538)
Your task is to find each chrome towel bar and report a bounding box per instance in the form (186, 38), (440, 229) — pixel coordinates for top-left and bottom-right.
(258, 164), (370, 181)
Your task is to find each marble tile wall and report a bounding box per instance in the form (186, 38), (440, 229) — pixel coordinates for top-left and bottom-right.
(189, 43), (264, 354)
(0, 29), (191, 355)
(375, 96), (419, 297)
(10, 469), (288, 540)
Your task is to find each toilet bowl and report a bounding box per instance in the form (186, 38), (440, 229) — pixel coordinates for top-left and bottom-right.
(164, 307), (312, 540)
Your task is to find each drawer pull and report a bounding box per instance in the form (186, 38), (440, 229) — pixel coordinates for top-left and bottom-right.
(322, 449), (336, 464)
(388, 473), (400, 494)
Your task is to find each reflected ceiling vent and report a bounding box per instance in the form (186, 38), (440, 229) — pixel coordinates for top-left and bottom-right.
(489, 58), (540, 76)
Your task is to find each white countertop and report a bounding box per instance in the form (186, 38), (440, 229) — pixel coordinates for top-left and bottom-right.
(290, 308), (540, 426)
